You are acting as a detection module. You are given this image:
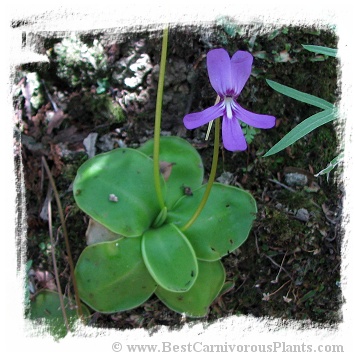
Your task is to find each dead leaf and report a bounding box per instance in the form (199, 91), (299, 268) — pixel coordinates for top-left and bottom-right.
(275, 118), (283, 128)
(321, 203), (331, 216)
(160, 161), (175, 181)
(51, 125), (80, 144)
(86, 218), (121, 245)
(83, 132), (98, 158)
(32, 269), (57, 291)
(46, 109), (67, 134)
(49, 143), (64, 174)
(278, 50), (291, 62)
(285, 146), (295, 159)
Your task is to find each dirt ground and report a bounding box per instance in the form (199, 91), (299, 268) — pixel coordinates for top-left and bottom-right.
(15, 23), (343, 334)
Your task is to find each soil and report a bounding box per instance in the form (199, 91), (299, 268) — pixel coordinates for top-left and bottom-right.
(15, 23), (343, 334)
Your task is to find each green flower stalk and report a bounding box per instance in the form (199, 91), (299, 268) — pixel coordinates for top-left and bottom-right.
(181, 116), (221, 232)
(153, 28), (169, 210)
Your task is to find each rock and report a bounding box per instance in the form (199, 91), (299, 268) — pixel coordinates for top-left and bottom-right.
(284, 172), (308, 187)
(295, 208), (310, 222)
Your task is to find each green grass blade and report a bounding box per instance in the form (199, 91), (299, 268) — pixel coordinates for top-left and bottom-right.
(266, 79), (334, 110)
(263, 108), (338, 157)
(315, 152), (344, 178)
(302, 44), (337, 57)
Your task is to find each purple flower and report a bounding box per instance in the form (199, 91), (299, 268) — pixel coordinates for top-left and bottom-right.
(183, 49), (276, 151)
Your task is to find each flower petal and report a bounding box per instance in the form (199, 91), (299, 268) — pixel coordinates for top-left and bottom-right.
(235, 103), (276, 129)
(230, 51), (253, 95)
(207, 49), (232, 96)
(183, 102), (224, 129)
(222, 115), (247, 151)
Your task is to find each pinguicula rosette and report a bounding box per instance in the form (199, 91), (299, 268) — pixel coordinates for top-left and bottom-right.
(183, 48), (276, 151)
(73, 137), (257, 317)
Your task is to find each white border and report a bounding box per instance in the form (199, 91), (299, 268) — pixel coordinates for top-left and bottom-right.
(2, 1), (354, 355)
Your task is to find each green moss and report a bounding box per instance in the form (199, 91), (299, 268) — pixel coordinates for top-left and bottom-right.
(70, 91), (125, 125)
(260, 208), (304, 248)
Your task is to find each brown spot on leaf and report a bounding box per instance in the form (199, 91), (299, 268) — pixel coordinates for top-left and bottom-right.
(160, 161), (175, 181)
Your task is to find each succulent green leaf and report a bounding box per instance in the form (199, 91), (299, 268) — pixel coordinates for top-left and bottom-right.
(28, 290), (90, 339)
(152, 206), (168, 228)
(266, 79), (334, 110)
(138, 136), (204, 208)
(263, 108), (337, 157)
(73, 148), (165, 237)
(75, 237), (157, 313)
(142, 223), (198, 292)
(155, 260), (225, 317)
(167, 183), (257, 261)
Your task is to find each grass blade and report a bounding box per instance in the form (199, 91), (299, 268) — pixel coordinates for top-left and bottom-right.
(302, 44), (337, 57)
(266, 79), (333, 110)
(263, 108), (338, 157)
(315, 152), (344, 178)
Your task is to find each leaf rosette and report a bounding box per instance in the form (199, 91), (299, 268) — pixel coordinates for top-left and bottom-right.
(74, 136), (257, 317)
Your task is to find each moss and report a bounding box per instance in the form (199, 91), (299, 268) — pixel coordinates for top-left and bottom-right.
(66, 91), (126, 126)
(259, 208), (305, 248)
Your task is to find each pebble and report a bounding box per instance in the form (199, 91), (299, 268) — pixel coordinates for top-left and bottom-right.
(295, 208), (310, 222)
(284, 172), (308, 187)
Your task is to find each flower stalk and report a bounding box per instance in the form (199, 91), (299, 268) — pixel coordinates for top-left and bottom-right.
(181, 114), (221, 232)
(153, 27), (169, 210)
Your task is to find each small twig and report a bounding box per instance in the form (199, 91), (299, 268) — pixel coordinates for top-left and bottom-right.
(47, 187), (70, 332)
(263, 253), (293, 280)
(269, 279), (292, 297)
(234, 275), (249, 294)
(271, 251), (288, 284)
(268, 178), (296, 193)
(41, 156), (84, 321)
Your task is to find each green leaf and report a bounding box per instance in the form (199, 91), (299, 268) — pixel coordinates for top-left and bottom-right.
(28, 290), (90, 339)
(299, 289), (317, 303)
(302, 44), (337, 57)
(73, 148), (165, 237)
(266, 79), (333, 110)
(142, 223), (198, 292)
(241, 123), (259, 144)
(155, 260), (225, 317)
(167, 183), (257, 261)
(138, 136), (204, 209)
(263, 108), (338, 157)
(315, 152), (344, 178)
(75, 237), (157, 313)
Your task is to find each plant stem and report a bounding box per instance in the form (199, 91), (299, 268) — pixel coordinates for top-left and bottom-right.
(181, 117), (221, 232)
(153, 27), (169, 210)
(41, 157), (84, 321)
(47, 187), (70, 332)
